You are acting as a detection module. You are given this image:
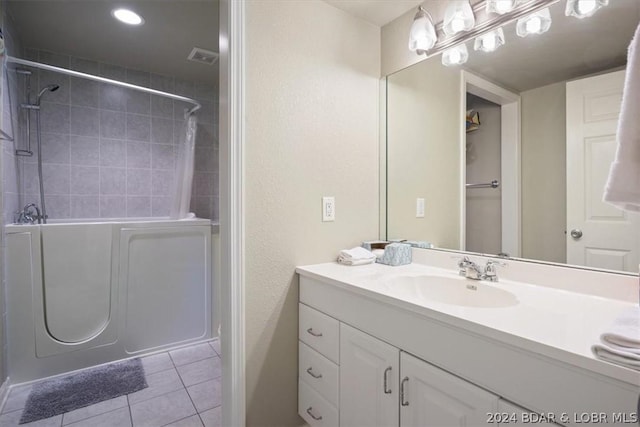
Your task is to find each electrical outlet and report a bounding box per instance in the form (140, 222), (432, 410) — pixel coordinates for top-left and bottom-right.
(416, 198), (425, 218)
(322, 197), (335, 222)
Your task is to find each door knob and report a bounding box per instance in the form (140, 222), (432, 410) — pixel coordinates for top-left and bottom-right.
(570, 229), (583, 239)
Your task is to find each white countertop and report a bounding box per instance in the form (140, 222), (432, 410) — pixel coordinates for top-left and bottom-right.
(296, 261), (640, 387)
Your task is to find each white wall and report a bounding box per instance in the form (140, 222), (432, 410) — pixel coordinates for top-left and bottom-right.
(521, 81), (567, 263)
(245, 1), (380, 425)
(386, 57), (461, 248)
(466, 96), (502, 254)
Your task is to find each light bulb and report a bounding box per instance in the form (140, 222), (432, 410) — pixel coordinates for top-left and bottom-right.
(443, 1), (475, 36)
(484, 37), (497, 51)
(408, 8), (437, 52)
(442, 44), (469, 67)
(474, 28), (505, 53)
(577, 0), (597, 15)
(565, 0), (608, 19)
(451, 17), (465, 33)
(516, 8), (552, 37)
(495, 0), (512, 13)
(486, 0), (516, 15)
(525, 16), (542, 33)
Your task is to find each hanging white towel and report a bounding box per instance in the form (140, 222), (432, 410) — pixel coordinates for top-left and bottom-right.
(603, 23), (640, 211)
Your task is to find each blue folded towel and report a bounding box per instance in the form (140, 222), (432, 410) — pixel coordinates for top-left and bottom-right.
(376, 243), (412, 266)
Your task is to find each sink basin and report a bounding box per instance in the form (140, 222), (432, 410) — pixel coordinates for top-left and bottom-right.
(381, 275), (518, 308)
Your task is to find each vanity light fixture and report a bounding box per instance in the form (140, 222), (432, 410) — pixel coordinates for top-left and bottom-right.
(565, 0), (608, 19)
(408, 7), (438, 53)
(442, 44), (469, 67)
(443, 1), (476, 36)
(474, 27), (505, 53)
(516, 8), (552, 37)
(486, 0), (518, 15)
(111, 8), (144, 25)
(408, 0), (605, 61)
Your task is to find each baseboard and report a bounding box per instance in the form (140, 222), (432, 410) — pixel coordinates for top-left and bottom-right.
(0, 377), (11, 413)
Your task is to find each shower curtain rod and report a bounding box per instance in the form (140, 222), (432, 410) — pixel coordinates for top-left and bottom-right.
(5, 56), (202, 116)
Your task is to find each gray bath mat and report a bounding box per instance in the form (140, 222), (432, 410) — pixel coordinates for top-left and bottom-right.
(20, 358), (147, 424)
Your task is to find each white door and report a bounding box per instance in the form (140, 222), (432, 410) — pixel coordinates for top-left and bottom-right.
(566, 71), (640, 273)
(339, 323), (399, 427)
(399, 352), (498, 427)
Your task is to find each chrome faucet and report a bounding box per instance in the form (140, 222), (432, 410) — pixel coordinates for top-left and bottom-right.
(457, 256), (506, 282)
(14, 203), (44, 224)
(457, 256), (483, 280)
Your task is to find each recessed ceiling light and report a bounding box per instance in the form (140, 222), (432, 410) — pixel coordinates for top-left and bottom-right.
(111, 8), (144, 26)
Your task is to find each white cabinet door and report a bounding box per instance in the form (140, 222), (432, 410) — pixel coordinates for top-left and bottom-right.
(566, 70), (640, 272)
(400, 352), (498, 427)
(340, 323), (400, 427)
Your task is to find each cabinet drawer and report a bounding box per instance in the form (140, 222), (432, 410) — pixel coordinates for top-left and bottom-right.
(299, 303), (339, 363)
(299, 341), (339, 406)
(299, 380), (339, 427)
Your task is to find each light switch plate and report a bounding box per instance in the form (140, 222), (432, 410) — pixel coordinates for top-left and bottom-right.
(416, 198), (425, 218)
(322, 197), (335, 222)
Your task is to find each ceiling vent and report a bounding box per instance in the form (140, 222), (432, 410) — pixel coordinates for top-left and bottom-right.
(187, 47), (219, 65)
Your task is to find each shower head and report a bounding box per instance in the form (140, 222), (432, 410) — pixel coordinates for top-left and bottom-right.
(35, 84), (60, 104)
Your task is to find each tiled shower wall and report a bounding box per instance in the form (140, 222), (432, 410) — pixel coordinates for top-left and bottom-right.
(11, 49), (218, 220)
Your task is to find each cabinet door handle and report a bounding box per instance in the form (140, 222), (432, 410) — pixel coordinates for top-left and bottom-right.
(400, 376), (409, 406)
(306, 407), (323, 421)
(307, 328), (323, 337)
(306, 367), (323, 379)
(383, 367), (392, 394)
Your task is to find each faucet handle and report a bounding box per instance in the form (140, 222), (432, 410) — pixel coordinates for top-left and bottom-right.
(453, 255), (472, 268)
(483, 259), (506, 281)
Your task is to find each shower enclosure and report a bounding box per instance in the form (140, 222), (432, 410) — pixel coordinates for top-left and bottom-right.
(8, 56), (201, 222)
(2, 54), (218, 382)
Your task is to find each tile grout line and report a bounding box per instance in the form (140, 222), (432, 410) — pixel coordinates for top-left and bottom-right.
(126, 394), (134, 427)
(168, 350), (203, 416)
(167, 351), (200, 424)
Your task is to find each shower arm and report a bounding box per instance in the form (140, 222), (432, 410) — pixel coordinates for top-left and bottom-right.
(6, 56), (202, 118)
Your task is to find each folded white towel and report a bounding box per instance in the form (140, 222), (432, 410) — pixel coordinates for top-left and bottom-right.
(600, 307), (640, 352)
(337, 247), (376, 266)
(603, 22), (640, 211)
(592, 307), (640, 370)
(591, 343), (640, 371)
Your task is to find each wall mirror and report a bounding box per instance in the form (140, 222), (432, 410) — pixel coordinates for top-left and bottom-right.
(385, 0), (640, 274)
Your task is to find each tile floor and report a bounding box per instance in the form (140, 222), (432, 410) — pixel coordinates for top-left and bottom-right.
(0, 340), (222, 427)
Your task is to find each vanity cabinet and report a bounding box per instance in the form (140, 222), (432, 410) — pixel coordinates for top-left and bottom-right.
(300, 304), (501, 426)
(338, 322), (498, 427)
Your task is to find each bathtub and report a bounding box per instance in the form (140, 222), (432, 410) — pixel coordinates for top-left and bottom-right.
(5, 218), (214, 383)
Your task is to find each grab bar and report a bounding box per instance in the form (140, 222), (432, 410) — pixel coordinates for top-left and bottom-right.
(466, 180), (499, 189)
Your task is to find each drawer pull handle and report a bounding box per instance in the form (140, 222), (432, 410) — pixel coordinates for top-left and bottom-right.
(306, 367), (323, 379)
(307, 328), (323, 337)
(306, 407), (323, 421)
(400, 376), (409, 406)
(383, 366), (392, 394)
